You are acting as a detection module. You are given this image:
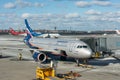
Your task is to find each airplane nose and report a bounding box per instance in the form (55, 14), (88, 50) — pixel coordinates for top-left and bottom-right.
(75, 49), (93, 58)
(85, 50), (92, 58)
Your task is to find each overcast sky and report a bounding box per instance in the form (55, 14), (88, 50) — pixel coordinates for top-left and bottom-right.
(0, 0), (120, 31)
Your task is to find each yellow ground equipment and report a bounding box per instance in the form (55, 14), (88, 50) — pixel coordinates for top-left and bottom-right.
(36, 60), (81, 80)
(36, 66), (64, 80)
(36, 66), (81, 80)
(36, 66), (55, 80)
(92, 52), (101, 58)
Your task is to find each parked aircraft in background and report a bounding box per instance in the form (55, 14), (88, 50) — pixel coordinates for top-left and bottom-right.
(9, 28), (27, 36)
(115, 30), (120, 35)
(25, 19), (60, 38)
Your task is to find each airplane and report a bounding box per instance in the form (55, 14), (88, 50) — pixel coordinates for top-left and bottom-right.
(9, 28), (27, 36)
(24, 19), (93, 65)
(25, 19), (60, 38)
(115, 30), (120, 35)
(24, 32), (93, 65)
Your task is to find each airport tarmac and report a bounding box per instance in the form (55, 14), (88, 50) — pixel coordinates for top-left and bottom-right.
(0, 35), (120, 80)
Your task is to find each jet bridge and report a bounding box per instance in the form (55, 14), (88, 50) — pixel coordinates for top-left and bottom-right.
(81, 35), (120, 55)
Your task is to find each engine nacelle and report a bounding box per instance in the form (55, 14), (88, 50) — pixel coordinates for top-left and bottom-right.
(112, 50), (120, 59)
(32, 51), (47, 62)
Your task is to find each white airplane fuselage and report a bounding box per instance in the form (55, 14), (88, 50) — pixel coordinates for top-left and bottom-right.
(38, 33), (60, 38)
(29, 37), (92, 59)
(19, 33), (27, 36)
(116, 30), (120, 35)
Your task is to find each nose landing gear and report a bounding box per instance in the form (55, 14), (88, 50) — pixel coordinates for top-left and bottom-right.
(75, 59), (93, 68)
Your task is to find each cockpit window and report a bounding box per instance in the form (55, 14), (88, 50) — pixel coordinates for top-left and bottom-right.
(83, 46), (87, 48)
(77, 45), (82, 48)
(77, 45), (87, 48)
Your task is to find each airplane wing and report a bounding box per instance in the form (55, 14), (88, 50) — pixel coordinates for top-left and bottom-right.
(0, 46), (63, 63)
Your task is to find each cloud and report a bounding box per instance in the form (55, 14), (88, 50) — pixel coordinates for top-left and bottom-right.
(21, 13), (31, 18)
(75, 1), (91, 8)
(4, 2), (16, 9)
(34, 2), (44, 7)
(113, 3), (120, 9)
(75, 0), (112, 8)
(92, 1), (112, 6)
(65, 13), (80, 18)
(3, 0), (44, 9)
(0, 13), (17, 19)
(94, 0), (110, 1)
(15, 0), (32, 8)
(1, 11), (120, 30)
(53, 0), (82, 1)
(84, 11), (120, 24)
(85, 9), (101, 15)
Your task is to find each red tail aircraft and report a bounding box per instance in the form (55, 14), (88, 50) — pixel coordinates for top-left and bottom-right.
(9, 28), (27, 36)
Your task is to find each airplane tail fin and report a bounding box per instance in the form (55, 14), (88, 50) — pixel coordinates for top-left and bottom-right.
(9, 27), (18, 35)
(25, 19), (41, 37)
(25, 19), (33, 33)
(24, 19), (33, 44)
(9, 27), (15, 32)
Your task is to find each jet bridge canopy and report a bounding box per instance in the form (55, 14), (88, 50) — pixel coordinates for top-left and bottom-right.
(81, 35), (120, 52)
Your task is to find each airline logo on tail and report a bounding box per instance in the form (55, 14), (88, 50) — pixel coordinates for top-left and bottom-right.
(24, 19), (42, 37)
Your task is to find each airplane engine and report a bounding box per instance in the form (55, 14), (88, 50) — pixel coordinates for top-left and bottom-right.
(112, 50), (120, 59)
(32, 51), (47, 62)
